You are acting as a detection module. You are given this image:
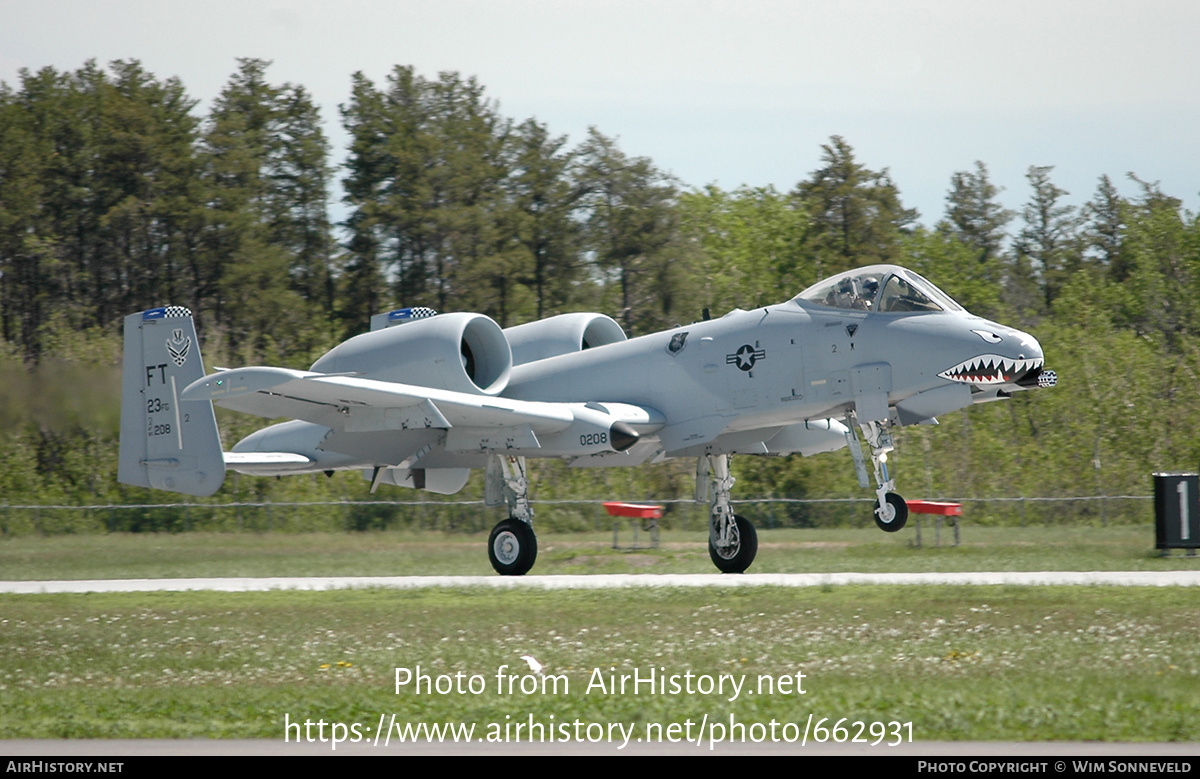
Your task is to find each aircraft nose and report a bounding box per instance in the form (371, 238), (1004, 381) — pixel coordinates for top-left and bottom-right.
(1007, 328), (1056, 388)
(939, 323), (1050, 388)
(1013, 328), (1043, 360)
(975, 323), (1043, 360)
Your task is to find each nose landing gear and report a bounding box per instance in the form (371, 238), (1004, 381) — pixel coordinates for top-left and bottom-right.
(845, 412), (908, 532)
(485, 455), (539, 575)
(697, 454), (759, 573)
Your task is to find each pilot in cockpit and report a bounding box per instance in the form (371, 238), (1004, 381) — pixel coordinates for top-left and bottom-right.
(829, 276), (879, 310)
(858, 276), (879, 309)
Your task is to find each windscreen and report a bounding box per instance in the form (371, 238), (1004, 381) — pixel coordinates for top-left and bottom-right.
(796, 266), (964, 313)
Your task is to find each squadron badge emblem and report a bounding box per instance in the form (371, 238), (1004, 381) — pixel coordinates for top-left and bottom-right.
(167, 329), (191, 367)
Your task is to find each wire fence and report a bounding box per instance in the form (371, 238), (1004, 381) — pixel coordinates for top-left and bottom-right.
(0, 495), (1155, 536)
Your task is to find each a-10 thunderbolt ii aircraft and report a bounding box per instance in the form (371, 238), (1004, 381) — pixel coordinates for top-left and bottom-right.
(119, 264), (1055, 575)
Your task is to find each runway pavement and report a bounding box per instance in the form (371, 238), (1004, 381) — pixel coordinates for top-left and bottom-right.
(3, 570), (1200, 593)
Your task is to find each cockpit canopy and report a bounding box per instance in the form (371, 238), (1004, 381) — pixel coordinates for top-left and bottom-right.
(795, 265), (964, 314)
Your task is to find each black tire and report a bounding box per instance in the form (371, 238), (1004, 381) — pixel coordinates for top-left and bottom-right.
(488, 518), (538, 576)
(708, 514), (758, 574)
(873, 492), (908, 532)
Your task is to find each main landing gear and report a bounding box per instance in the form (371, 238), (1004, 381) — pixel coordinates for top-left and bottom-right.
(844, 412), (908, 532)
(697, 454), (758, 573)
(485, 455), (538, 575)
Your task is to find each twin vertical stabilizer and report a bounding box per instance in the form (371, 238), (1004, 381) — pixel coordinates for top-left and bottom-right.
(118, 307), (226, 497)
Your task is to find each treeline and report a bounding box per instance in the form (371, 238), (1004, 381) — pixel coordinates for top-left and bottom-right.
(2, 59), (1199, 524)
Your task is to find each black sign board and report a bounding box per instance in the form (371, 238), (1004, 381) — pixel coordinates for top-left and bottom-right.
(1154, 472), (1200, 550)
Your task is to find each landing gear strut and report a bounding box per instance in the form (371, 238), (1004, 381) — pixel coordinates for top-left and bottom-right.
(697, 454), (758, 573)
(485, 455), (538, 575)
(845, 412), (908, 532)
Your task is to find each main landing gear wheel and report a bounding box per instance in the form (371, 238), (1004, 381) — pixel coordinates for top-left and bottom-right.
(488, 518), (538, 576)
(709, 514), (758, 574)
(874, 492), (908, 533)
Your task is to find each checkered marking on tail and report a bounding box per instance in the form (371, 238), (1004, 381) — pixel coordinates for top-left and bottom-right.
(387, 306), (438, 323)
(142, 306), (193, 321)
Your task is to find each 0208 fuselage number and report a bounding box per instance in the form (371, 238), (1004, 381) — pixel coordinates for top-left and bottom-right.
(580, 432), (608, 447)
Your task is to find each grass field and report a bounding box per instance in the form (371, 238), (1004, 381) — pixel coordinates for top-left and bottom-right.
(1, 526), (1198, 744)
(1, 524), (1196, 580)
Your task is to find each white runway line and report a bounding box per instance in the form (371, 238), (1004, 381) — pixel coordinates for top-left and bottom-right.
(3, 570), (1200, 594)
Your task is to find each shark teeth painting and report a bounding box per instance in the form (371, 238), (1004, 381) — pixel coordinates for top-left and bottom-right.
(937, 354), (1043, 386)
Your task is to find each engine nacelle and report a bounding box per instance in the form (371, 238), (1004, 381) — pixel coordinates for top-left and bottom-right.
(504, 313), (626, 366)
(311, 313), (511, 396)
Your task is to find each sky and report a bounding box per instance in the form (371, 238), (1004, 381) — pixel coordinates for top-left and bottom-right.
(3, 0), (1199, 229)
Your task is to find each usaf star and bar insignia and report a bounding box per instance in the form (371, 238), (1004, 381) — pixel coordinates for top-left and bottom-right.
(726, 342), (766, 376)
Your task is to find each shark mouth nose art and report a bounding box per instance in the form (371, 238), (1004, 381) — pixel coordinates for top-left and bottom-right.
(937, 354), (1044, 386)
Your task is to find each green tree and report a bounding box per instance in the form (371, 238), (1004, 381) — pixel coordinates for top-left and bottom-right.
(268, 83), (337, 317)
(201, 58), (335, 363)
(677, 184), (810, 314)
(0, 61), (205, 359)
(338, 71), (391, 331)
(339, 67), (510, 323)
(0, 76), (55, 357)
(94, 60), (204, 325)
(1013, 165), (1081, 312)
(503, 118), (583, 322)
(576, 128), (680, 335)
(1083, 174), (1127, 281)
(940, 160), (1013, 264)
(793, 135), (917, 276)
(1117, 177), (1199, 347)
(901, 227), (1003, 318)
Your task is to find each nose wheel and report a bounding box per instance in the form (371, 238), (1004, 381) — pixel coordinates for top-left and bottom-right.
(698, 454), (759, 573)
(709, 513), (758, 573)
(488, 518), (538, 576)
(846, 413), (910, 533)
(873, 492), (908, 532)
(485, 455), (538, 575)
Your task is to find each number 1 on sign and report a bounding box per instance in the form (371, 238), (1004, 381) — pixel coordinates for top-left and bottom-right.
(1178, 480), (1191, 541)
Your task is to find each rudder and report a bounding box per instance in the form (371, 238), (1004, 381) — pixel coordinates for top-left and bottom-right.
(118, 307), (226, 496)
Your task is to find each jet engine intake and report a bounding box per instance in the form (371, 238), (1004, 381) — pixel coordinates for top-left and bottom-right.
(310, 313), (512, 396)
(504, 313), (627, 366)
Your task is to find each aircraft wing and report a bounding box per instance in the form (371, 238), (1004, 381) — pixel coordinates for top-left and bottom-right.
(181, 367), (664, 452)
(184, 367), (575, 428)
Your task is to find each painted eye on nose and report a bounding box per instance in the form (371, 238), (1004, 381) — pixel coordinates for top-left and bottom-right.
(971, 329), (1002, 344)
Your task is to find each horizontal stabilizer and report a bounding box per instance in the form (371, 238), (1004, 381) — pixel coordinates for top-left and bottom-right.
(224, 451), (313, 476)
